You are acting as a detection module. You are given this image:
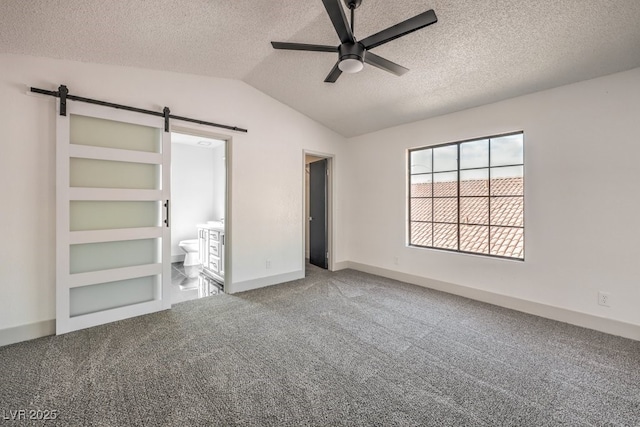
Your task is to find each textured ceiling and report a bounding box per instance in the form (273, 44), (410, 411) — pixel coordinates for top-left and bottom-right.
(2, 0), (640, 137)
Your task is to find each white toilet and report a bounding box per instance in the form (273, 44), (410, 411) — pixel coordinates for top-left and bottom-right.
(179, 239), (199, 266)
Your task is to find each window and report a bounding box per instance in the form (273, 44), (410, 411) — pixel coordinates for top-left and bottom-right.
(408, 132), (524, 260)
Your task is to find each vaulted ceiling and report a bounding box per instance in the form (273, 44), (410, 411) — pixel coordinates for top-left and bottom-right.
(2, 0), (640, 137)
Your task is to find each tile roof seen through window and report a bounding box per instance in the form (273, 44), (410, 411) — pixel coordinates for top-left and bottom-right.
(410, 178), (523, 259)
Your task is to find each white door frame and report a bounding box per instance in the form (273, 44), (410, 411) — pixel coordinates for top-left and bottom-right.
(171, 125), (232, 293)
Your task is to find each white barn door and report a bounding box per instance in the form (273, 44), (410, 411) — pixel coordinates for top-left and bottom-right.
(56, 101), (171, 334)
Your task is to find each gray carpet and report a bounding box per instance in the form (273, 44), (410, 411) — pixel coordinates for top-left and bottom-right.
(1, 266), (639, 426)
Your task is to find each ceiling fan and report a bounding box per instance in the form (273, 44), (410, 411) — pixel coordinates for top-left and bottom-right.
(271, 0), (437, 83)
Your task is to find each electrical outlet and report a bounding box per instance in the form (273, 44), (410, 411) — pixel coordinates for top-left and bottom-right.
(598, 291), (611, 307)
(266, 259), (271, 269)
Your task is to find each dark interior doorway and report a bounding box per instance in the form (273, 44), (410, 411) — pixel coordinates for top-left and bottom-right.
(308, 158), (328, 269)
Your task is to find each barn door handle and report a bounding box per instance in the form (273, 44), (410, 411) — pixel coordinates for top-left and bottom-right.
(164, 200), (170, 227)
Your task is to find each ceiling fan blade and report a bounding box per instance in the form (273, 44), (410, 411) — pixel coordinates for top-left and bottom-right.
(321, 0), (355, 44)
(271, 42), (337, 53)
(361, 9), (437, 50)
(324, 62), (343, 83)
(364, 52), (409, 76)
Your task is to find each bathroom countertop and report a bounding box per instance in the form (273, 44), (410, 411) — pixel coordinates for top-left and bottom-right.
(197, 222), (225, 232)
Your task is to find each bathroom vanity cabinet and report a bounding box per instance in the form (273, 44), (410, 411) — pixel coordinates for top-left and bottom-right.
(197, 224), (225, 285)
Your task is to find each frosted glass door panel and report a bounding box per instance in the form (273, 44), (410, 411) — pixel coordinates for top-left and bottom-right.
(70, 276), (156, 317)
(70, 114), (161, 153)
(70, 201), (159, 231)
(70, 239), (159, 274)
(70, 158), (159, 189)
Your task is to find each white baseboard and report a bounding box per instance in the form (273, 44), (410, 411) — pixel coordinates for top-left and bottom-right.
(0, 319), (55, 347)
(229, 270), (305, 294)
(332, 261), (350, 271)
(171, 254), (185, 263)
(345, 261), (640, 341)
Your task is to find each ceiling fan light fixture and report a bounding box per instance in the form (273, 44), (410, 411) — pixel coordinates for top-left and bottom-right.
(339, 58), (364, 73)
(338, 42), (365, 73)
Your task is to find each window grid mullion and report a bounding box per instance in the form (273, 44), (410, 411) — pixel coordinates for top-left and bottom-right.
(457, 143), (461, 252)
(460, 162), (523, 172)
(408, 151), (412, 245)
(488, 138), (492, 255)
(431, 149), (434, 247)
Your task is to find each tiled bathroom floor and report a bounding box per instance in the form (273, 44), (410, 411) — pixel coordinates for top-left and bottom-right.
(171, 262), (223, 304)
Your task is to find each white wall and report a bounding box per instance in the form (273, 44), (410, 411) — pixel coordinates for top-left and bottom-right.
(346, 67), (640, 334)
(212, 144), (226, 222)
(0, 54), (348, 335)
(170, 143), (217, 259)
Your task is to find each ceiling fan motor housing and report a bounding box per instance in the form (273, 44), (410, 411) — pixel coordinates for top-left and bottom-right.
(343, 0), (362, 9)
(339, 42), (365, 63)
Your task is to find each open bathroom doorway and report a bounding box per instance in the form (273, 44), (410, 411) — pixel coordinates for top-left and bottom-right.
(171, 130), (228, 304)
(304, 152), (333, 271)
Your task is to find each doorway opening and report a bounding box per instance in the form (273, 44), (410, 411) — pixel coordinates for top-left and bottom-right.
(171, 131), (228, 303)
(304, 152), (333, 271)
